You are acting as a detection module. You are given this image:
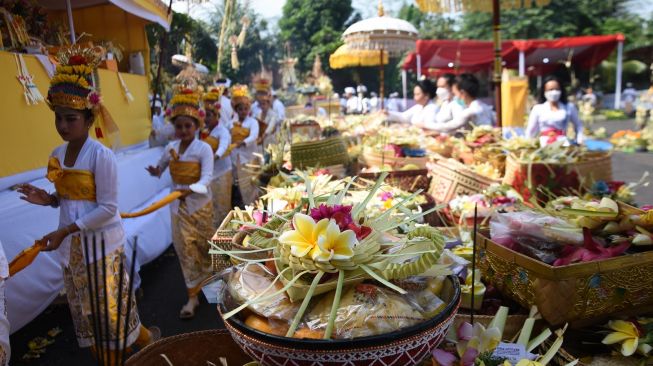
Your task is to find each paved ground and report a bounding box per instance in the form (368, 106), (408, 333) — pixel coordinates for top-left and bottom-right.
(8, 119), (653, 365)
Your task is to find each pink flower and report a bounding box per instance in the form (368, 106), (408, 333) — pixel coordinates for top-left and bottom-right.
(553, 228), (630, 266)
(310, 204), (353, 230)
(379, 192), (393, 202)
(87, 91), (101, 106)
(198, 109), (206, 118)
(165, 108), (172, 116)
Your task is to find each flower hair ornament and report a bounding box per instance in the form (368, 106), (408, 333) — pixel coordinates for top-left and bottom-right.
(47, 45), (120, 146)
(230, 84), (251, 108)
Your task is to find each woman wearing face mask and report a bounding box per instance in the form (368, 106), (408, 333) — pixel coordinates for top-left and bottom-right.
(386, 79), (438, 128)
(430, 73), (494, 133)
(526, 76), (584, 145)
(432, 73), (464, 126)
(147, 87), (214, 319)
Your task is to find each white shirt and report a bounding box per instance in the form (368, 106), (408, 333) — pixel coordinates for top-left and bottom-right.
(388, 101), (438, 126)
(229, 116), (259, 164)
(526, 102), (584, 143)
(158, 139), (213, 215)
(208, 123), (232, 178)
(51, 138), (124, 265)
(345, 96), (360, 114)
(220, 95), (234, 126)
(622, 88), (637, 103)
(273, 98), (285, 120)
(386, 97), (401, 112)
(368, 97), (380, 112)
(434, 99), (464, 125)
(432, 100), (494, 133)
(0, 242), (9, 366)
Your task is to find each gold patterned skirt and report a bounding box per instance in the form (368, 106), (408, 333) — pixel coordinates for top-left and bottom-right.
(210, 171), (233, 228)
(63, 236), (141, 349)
(171, 200), (214, 296)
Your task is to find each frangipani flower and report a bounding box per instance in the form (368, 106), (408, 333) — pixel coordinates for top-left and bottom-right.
(279, 213), (329, 257)
(279, 213), (358, 262)
(310, 220), (357, 262)
(602, 320), (641, 356)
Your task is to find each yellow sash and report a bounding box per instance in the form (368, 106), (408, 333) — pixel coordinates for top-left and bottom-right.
(202, 135), (220, 153)
(231, 123), (250, 146)
(168, 149), (201, 185)
(47, 157), (96, 201)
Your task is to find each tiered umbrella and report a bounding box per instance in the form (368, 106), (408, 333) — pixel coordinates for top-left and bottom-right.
(341, 1), (418, 108)
(329, 44), (389, 69)
(414, 0), (552, 127)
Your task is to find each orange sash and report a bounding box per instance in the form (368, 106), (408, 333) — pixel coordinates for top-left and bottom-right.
(46, 157), (96, 201)
(168, 149), (201, 185)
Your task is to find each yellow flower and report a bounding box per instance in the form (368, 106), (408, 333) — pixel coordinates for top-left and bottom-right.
(515, 360), (544, 366)
(383, 198), (393, 209)
(279, 213), (328, 257)
(602, 320), (640, 356)
(310, 220), (357, 262)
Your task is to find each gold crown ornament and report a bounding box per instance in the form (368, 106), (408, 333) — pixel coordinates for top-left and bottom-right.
(230, 84), (251, 108)
(202, 87), (224, 113)
(253, 77), (271, 94)
(47, 45), (105, 111)
(166, 88), (205, 127)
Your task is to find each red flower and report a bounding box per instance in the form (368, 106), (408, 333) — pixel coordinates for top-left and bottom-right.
(310, 204), (353, 230)
(347, 223), (372, 240)
(198, 109), (206, 118)
(181, 89), (194, 95)
(607, 181), (625, 192)
(69, 55), (87, 65)
(87, 91), (101, 106)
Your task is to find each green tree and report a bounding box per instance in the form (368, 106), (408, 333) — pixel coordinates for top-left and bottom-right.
(279, 0), (357, 74)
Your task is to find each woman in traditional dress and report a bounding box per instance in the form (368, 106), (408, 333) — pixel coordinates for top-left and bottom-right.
(229, 84), (259, 206)
(146, 88), (214, 319)
(17, 45), (158, 360)
(385, 79), (438, 128)
(526, 75), (584, 145)
(202, 88), (233, 227)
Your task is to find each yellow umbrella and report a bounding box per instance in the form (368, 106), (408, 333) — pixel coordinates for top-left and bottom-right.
(413, 0), (552, 128)
(329, 44), (389, 69)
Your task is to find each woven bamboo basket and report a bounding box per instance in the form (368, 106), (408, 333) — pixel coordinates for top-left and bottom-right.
(361, 150), (429, 170)
(428, 158), (501, 204)
(503, 152), (613, 202)
(477, 232), (653, 326)
(126, 329), (253, 365)
(358, 169), (431, 193)
(291, 137), (349, 169)
(211, 211), (239, 272)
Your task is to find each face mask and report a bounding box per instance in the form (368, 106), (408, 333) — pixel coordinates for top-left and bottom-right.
(545, 90), (561, 102)
(436, 87), (450, 100)
(455, 97), (466, 107)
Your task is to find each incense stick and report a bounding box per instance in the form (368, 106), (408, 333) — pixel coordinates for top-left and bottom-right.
(83, 233), (102, 363)
(471, 203), (478, 326)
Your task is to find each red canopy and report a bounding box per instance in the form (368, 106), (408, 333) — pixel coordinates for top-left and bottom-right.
(403, 34), (624, 76)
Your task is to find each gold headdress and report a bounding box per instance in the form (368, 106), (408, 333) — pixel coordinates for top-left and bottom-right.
(166, 87), (205, 127)
(202, 87), (224, 113)
(230, 84), (251, 108)
(47, 45), (120, 146)
(47, 45), (104, 111)
(253, 76), (271, 94)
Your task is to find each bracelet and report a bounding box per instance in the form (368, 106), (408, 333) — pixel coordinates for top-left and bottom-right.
(49, 194), (59, 208)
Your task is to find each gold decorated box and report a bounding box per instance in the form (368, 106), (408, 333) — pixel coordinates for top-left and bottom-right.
(477, 233), (653, 326)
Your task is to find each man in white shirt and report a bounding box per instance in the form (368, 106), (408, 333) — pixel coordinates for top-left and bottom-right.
(271, 90), (286, 120)
(344, 87), (360, 114)
(216, 78), (234, 125)
(368, 92), (380, 112)
(622, 82), (638, 116)
(149, 98), (175, 147)
(357, 85), (370, 114)
(386, 92), (401, 112)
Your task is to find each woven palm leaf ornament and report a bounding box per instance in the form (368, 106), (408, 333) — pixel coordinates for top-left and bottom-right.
(15, 53), (44, 105)
(213, 172), (450, 339)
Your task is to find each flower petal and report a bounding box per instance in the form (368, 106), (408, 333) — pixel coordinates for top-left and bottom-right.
(294, 214), (316, 241)
(602, 332), (634, 345)
(432, 349), (457, 366)
(608, 320), (639, 337)
(622, 337), (638, 357)
(458, 322), (473, 341)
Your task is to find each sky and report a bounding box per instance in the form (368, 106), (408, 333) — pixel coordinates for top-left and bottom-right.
(173, 0), (653, 26)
